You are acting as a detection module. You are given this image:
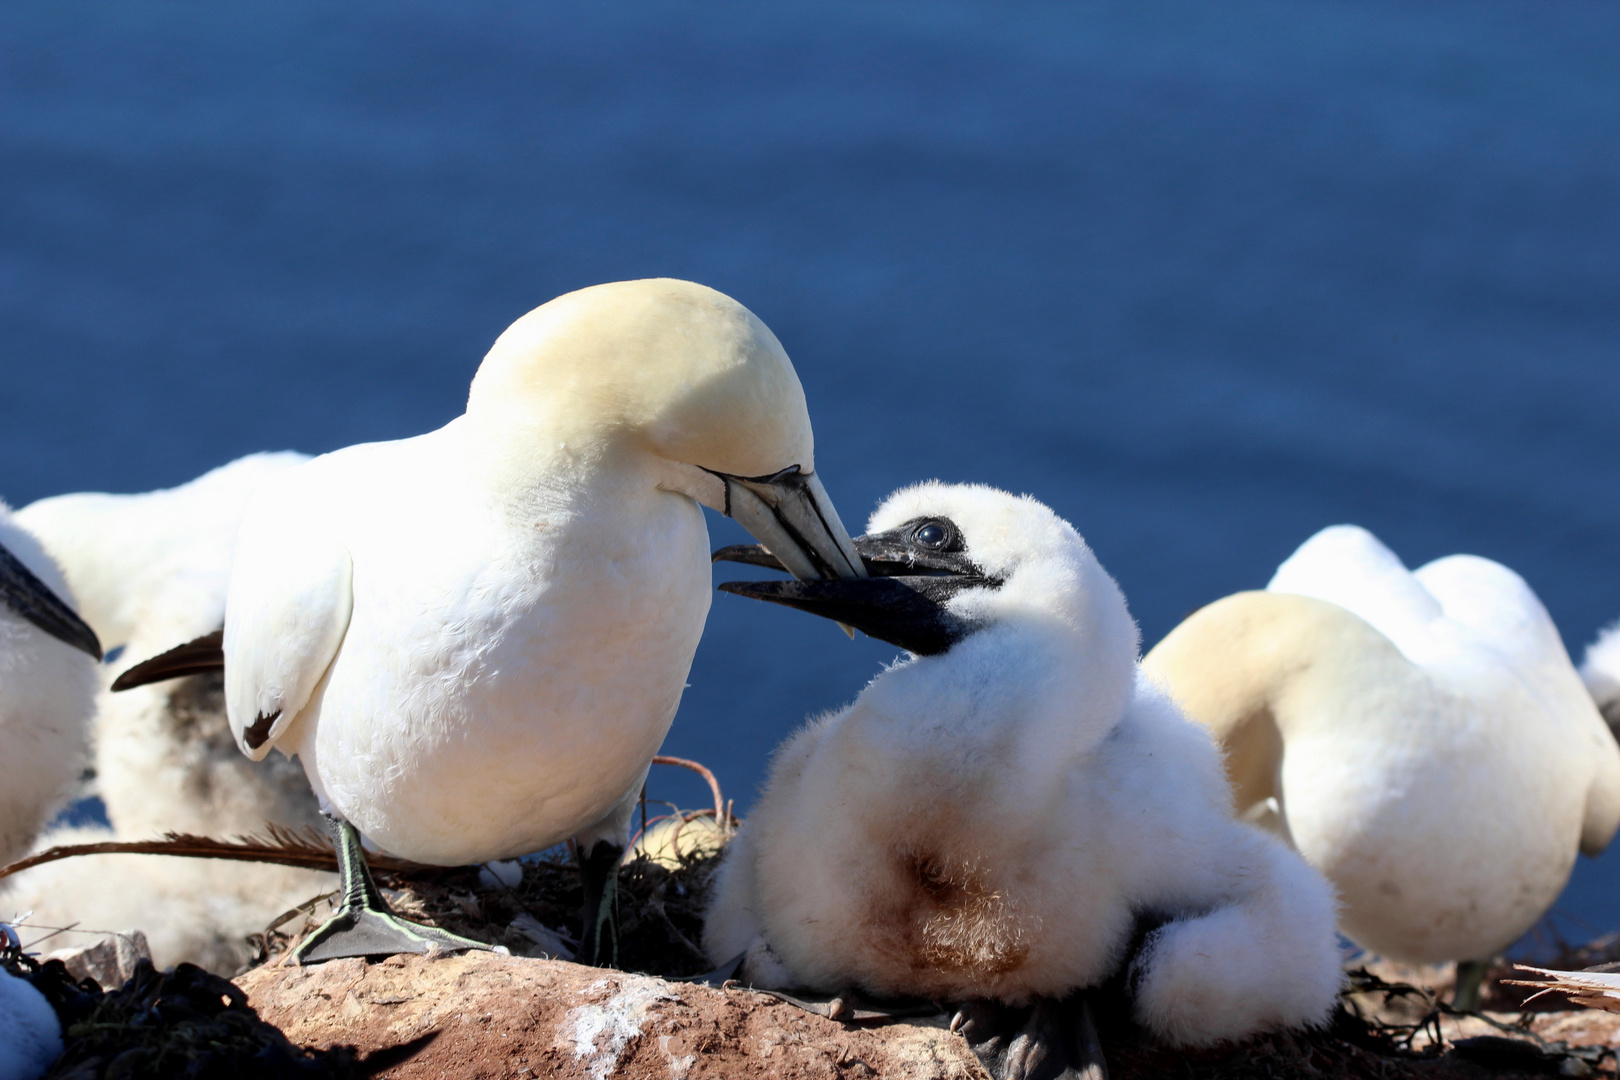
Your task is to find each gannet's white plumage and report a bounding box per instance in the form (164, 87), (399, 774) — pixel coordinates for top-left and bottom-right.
(225, 279), (858, 870)
(0, 505), (98, 868)
(1143, 524), (1620, 965)
(705, 484), (1343, 1047)
(1580, 622), (1620, 731)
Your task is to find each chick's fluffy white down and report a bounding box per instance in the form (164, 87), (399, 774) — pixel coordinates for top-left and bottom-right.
(705, 483), (1343, 1047)
(0, 506), (97, 868)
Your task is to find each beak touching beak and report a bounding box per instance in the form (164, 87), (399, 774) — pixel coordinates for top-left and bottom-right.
(713, 526), (994, 656)
(713, 466), (866, 582)
(0, 539), (102, 660)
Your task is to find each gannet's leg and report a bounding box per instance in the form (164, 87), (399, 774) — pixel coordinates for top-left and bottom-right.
(294, 814), (493, 965)
(573, 769), (647, 967)
(1452, 959), (1489, 1011)
(576, 839), (623, 967)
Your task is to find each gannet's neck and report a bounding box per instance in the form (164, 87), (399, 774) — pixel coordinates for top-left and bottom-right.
(1142, 590), (1405, 810)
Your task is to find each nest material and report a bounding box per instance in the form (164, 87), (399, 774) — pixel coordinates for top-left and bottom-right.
(1, 951), (361, 1080)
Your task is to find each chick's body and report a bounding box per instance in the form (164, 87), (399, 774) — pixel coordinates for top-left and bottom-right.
(707, 484), (1342, 1047)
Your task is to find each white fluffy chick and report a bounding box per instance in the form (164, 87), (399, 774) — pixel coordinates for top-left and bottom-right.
(706, 483), (1343, 1051)
(0, 505), (100, 868)
(14, 451), (320, 840)
(4, 456), (329, 974)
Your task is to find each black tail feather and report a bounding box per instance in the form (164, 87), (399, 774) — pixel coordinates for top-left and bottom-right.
(111, 628), (225, 691)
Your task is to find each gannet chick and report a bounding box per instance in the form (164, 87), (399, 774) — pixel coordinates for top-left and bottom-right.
(1579, 622), (1620, 731)
(14, 453), (321, 839)
(0, 505), (102, 867)
(2, 455), (328, 974)
(1143, 525), (1620, 1007)
(116, 279), (865, 965)
(707, 483), (1343, 1057)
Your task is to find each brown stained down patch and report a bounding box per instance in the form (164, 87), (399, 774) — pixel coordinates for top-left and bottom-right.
(898, 851), (1030, 980)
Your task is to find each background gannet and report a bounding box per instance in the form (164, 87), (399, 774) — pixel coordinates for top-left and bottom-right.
(1143, 524), (1620, 1007)
(0, 505), (102, 869)
(1580, 622), (1620, 732)
(706, 483), (1342, 1061)
(116, 278), (864, 965)
(2, 453), (329, 973)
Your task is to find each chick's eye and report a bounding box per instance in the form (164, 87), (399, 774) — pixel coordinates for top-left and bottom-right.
(914, 522), (948, 547)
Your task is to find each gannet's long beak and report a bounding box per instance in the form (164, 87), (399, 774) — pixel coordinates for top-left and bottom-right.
(712, 466), (866, 582)
(0, 539), (102, 659)
(716, 527), (995, 656)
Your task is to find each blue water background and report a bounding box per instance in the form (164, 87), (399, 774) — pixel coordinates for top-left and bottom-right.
(3, 2), (1619, 948)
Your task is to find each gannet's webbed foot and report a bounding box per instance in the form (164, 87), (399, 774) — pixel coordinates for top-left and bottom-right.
(952, 991), (1108, 1080)
(295, 906), (494, 964)
(576, 839), (623, 967)
(294, 814), (492, 965)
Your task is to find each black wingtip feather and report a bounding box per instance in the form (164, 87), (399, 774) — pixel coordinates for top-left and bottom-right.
(111, 628), (226, 691)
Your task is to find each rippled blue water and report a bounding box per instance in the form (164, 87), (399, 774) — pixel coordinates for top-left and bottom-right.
(4, 1), (1619, 947)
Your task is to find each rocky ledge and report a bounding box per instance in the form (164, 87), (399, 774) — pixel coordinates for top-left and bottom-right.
(236, 950), (986, 1080)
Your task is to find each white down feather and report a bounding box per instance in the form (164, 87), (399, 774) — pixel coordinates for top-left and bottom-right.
(705, 483), (1344, 1048)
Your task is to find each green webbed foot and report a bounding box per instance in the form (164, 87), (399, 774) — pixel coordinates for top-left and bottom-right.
(294, 814), (494, 966)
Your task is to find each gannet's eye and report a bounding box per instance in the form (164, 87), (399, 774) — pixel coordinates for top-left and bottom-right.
(914, 522), (949, 548)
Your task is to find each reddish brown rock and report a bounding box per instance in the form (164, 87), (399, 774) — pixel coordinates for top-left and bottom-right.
(235, 950), (988, 1080)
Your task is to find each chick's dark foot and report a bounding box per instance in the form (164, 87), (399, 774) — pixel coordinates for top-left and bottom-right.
(952, 992), (1107, 1080)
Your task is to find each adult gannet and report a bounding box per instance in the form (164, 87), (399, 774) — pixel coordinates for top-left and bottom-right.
(115, 279), (864, 965)
(706, 483), (1342, 1067)
(1579, 622), (1620, 731)
(0, 505), (102, 867)
(1143, 525), (1620, 1007)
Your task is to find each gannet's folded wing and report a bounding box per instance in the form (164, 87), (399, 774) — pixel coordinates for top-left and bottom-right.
(224, 514), (353, 762)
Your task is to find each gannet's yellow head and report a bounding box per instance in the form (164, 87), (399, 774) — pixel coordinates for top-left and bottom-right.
(467, 278), (864, 581)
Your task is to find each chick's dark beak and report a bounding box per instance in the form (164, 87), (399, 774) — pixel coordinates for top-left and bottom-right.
(0, 540), (102, 659)
(715, 525), (994, 655)
(717, 575), (978, 656)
